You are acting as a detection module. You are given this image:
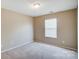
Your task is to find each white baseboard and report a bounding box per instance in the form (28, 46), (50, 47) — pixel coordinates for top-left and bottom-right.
(35, 42), (77, 51)
(1, 42), (77, 53)
(1, 42), (33, 53)
(64, 47), (77, 51)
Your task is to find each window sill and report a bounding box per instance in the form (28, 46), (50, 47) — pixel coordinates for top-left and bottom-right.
(45, 37), (57, 39)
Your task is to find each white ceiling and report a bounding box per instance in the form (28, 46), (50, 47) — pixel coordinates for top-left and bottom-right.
(1, 0), (78, 17)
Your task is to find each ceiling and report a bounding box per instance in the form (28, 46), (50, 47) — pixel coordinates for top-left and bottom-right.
(1, 0), (78, 17)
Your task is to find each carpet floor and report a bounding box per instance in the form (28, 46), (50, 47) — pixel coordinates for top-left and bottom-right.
(1, 42), (78, 59)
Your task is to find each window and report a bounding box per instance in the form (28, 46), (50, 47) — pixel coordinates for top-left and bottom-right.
(45, 18), (57, 38)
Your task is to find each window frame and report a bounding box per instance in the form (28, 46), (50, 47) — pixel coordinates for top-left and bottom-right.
(44, 18), (57, 39)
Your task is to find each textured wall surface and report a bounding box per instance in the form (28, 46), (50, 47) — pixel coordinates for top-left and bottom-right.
(1, 8), (34, 51)
(34, 9), (77, 50)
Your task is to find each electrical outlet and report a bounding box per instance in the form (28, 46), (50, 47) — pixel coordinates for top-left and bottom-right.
(62, 41), (65, 44)
(1, 45), (3, 48)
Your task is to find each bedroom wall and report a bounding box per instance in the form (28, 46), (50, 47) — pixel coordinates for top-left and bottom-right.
(1, 8), (33, 51)
(34, 9), (77, 50)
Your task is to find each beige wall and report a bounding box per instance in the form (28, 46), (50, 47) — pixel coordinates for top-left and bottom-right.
(1, 8), (77, 52)
(1, 8), (33, 51)
(34, 9), (77, 50)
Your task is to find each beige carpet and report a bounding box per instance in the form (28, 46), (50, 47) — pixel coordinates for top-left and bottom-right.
(1, 42), (78, 59)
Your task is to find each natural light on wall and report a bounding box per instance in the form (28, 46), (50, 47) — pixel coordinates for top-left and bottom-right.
(45, 18), (57, 38)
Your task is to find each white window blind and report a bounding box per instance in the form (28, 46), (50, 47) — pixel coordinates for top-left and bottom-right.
(45, 18), (57, 38)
